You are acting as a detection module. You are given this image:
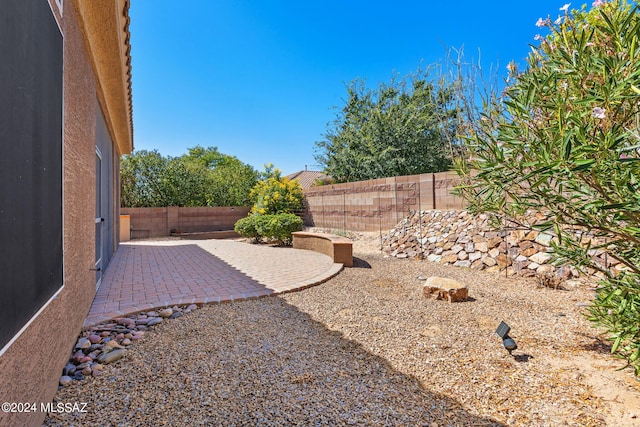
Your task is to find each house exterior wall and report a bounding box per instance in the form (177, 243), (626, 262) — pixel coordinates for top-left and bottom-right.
(0, 1), (132, 425)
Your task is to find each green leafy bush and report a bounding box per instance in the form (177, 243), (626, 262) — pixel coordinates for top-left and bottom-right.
(234, 215), (261, 242)
(257, 213), (303, 245)
(234, 213), (302, 245)
(120, 146), (258, 207)
(455, 0), (640, 374)
(236, 166), (305, 245)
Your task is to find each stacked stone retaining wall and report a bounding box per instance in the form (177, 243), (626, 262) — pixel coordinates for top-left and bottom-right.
(382, 210), (620, 282)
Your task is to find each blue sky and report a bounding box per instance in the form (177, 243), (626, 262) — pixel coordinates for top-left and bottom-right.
(129, 0), (580, 175)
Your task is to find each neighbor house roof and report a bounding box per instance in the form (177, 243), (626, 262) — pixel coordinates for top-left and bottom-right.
(285, 170), (331, 189)
(74, 0), (133, 155)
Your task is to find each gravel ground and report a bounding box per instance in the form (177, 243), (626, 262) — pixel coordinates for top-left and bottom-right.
(44, 236), (640, 426)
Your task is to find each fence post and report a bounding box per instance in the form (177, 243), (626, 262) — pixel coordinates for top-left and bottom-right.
(432, 173), (436, 210)
(394, 177), (399, 227)
(321, 193), (324, 228)
(343, 190), (346, 233)
(418, 180), (423, 258)
(378, 186), (382, 252)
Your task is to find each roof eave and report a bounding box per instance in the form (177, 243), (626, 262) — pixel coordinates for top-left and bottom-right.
(73, 0), (133, 156)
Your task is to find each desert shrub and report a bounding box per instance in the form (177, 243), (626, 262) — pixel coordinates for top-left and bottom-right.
(234, 215), (261, 242)
(256, 213), (303, 245)
(250, 169), (304, 215)
(236, 166), (305, 245)
(234, 213), (302, 245)
(455, 0), (640, 374)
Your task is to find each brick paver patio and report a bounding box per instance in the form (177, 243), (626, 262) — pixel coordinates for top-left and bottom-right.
(84, 239), (342, 327)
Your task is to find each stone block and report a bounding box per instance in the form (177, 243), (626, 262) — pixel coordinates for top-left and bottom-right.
(441, 254), (459, 264)
(529, 252), (552, 264)
(482, 256), (497, 266)
(534, 232), (555, 246)
(423, 277), (468, 302)
(475, 241), (489, 252)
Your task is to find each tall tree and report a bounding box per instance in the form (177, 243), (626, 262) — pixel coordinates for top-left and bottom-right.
(181, 145), (226, 169)
(315, 70), (457, 183)
(180, 146), (258, 206)
(120, 149), (174, 207)
(120, 147), (258, 207)
(208, 156), (259, 206)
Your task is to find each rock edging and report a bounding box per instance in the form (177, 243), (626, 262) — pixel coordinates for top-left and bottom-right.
(59, 304), (199, 387)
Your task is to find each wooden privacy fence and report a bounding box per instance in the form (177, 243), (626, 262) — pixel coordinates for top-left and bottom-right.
(121, 206), (251, 239)
(302, 171), (467, 232)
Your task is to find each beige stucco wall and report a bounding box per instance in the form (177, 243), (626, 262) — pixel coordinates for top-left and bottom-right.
(0, 1), (131, 425)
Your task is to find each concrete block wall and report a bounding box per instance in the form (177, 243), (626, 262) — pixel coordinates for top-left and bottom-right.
(434, 171), (467, 210)
(121, 207), (166, 238)
(303, 171), (467, 232)
(174, 207), (251, 233)
(121, 206), (251, 238)
(121, 172), (467, 238)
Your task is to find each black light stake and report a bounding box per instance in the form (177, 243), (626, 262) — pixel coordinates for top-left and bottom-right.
(496, 321), (518, 354)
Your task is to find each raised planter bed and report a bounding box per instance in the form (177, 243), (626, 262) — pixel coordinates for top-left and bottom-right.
(292, 231), (353, 267)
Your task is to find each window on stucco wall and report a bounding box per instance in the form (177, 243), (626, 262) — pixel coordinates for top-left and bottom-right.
(0, 0), (64, 353)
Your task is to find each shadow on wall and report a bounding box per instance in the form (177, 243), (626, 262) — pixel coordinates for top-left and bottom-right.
(121, 206), (251, 239)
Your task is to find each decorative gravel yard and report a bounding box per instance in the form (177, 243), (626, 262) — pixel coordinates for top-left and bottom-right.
(44, 237), (640, 426)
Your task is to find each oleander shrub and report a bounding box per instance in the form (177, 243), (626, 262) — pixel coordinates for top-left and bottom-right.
(455, 0), (640, 374)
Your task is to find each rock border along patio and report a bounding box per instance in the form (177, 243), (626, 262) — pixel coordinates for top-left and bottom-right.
(84, 239), (343, 327)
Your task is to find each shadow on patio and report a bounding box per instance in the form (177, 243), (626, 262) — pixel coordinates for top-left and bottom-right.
(85, 239), (341, 327)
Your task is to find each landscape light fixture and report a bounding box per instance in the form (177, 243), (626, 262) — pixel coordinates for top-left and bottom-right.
(496, 321), (518, 354)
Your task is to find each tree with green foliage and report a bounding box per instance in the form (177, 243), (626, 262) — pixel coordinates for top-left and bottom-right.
(314, 70), (457, 183)
(120, 149), (188, 207)
(120, 146), (258, 207)
(181, 146), (259, 206)
(455, 0), (640, 374)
